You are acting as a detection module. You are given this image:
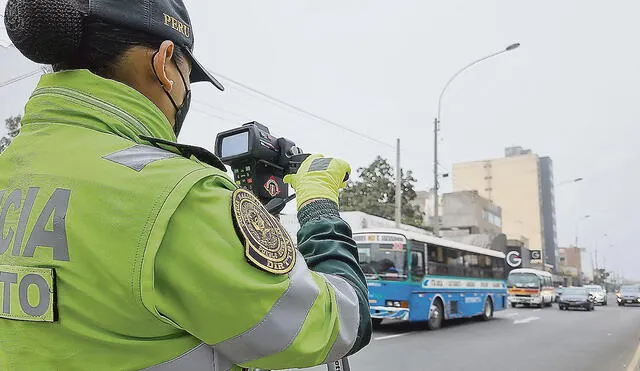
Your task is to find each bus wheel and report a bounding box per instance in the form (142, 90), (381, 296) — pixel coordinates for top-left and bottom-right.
(481, 298), (494, 321)
(427, 299), (444, 330)
(372, 318), (383, 327)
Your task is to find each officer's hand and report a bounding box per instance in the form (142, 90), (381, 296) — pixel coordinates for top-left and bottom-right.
(283, 154), (351, 210)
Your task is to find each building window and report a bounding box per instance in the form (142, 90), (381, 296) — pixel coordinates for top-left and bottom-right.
(483, 210), (502, 227)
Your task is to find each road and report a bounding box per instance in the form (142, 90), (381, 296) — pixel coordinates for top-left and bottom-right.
(288, 295), (640, 371)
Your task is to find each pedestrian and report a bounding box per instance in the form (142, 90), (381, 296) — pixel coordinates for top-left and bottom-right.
(0, 0), (371, 370)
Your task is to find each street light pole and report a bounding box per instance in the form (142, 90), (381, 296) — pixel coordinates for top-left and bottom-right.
(575, 214), (591, 247)
(432, 42), (520, 237)
(557, 177), (584, 187)
(433, 117), (439, 235)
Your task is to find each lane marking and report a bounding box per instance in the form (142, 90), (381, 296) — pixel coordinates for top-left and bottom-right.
(627, 340), (640, 371)
(513, 316), (540, 325)
(532, 309), (541, 312)
(504, 312), (519, 318)
(374, 333), (409, 341)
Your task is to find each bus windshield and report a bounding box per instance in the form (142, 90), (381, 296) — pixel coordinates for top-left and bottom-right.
(358, 242), (407, 281)
(507, 273), (540, 288)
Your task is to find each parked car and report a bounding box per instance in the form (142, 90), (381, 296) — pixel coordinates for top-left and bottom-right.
(584, 285), (607, 305)
(617, 285), (640, 306)
(558, 287), (595, 311)
(554, 286), (564, 302)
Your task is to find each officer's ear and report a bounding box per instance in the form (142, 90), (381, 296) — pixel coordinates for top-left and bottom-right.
(152, 40), (177, 92)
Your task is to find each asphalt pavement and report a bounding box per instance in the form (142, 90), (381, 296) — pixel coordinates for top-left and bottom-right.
(287, 295), (640, 371)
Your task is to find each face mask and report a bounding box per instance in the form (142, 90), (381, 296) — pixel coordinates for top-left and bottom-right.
(152, 52), (191, 138)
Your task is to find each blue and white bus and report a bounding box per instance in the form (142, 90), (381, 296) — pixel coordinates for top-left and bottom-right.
(355, 228), (507, 329)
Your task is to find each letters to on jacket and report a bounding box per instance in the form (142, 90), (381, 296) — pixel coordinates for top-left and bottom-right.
(0, 187), (70, 322)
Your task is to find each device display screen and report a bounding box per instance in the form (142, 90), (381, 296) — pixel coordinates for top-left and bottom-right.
(221, 131), (249, 158)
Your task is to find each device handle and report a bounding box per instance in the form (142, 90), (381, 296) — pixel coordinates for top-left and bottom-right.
(283, 153), (311, 175)
(327, 357), (351, 371)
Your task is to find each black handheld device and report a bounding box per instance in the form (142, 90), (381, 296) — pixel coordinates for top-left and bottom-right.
(214, 122), (309, 214)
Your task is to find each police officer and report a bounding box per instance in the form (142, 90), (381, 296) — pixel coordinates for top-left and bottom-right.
(0, 0), (371, 370)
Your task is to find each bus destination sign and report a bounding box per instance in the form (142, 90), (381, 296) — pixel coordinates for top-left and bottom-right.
(353, 233), (407, 244)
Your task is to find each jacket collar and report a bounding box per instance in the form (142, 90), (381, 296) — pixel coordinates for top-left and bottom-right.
(22, 70), (176, 144)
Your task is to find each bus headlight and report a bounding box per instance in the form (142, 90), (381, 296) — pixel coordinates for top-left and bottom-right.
(385, 300), (409, 308)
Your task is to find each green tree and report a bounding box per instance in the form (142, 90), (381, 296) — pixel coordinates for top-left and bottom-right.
(339, 156), (424, 227)
(593, 268), (611, 285)
(0, 115), (21, 153)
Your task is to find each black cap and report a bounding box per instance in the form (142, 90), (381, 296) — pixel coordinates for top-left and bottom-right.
(89, 0), (224, 91)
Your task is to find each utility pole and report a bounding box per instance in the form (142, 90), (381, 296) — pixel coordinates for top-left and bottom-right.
(432, 119), (439, 236)
(594, 242), (599, 284)
(395, 138), (402, 228)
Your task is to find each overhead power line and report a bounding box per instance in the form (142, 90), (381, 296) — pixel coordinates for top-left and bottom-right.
(192, 99), (252, 122)
(213, 72), (394, 148)
(190, 106), (238, 126)
(0, 68), (43, 88)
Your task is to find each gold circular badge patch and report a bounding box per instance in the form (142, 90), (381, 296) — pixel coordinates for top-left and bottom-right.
(231, 188), (296, 275)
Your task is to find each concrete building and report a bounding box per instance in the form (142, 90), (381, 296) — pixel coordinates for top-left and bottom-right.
(412, 190), (505, 251)
(558, 246), (584, 285)
(414, 190), (502, 238)
(558, 246), (583, 273)
(538, 157), (558, 271)
(452, 146), (558, 271)
(558, 246), (596, 285)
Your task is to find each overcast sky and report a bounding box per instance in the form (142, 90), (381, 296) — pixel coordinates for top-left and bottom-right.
(1, 1), (638, 280)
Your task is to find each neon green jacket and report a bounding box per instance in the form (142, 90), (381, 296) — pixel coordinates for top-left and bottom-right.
(0, 70), (371, 370)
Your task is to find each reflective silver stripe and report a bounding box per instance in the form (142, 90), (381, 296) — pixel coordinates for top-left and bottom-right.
(143, 343), (214, 371)
(321, 273), (360, 362)
(309, 158), (333, 172)
(214, 251), (319, 364)
(213, 349), (236, 371)
(104, 145), (178, 172)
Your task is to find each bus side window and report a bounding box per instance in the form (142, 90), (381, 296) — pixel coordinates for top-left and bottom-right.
(446, 247), (463, 277)
(492, 257), (505, 279)
(410, 251), (425, 281)
(427, 244), (447, 276)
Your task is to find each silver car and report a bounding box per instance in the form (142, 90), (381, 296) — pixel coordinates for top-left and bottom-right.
(617, 285), (640, 306)
(584, 285), (607, 305)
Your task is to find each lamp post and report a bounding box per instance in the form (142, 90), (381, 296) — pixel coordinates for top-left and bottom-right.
(432, 43), (520, 237)
(575, 214), (591, 247)
(557, 177), (584, 186)
(594, 233), (608, 271)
